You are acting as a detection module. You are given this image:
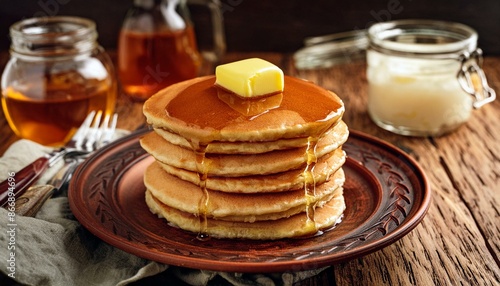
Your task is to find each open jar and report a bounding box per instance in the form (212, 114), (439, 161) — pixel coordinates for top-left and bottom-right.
(366, 19), (496, 136)
(1, 16), (117, 146)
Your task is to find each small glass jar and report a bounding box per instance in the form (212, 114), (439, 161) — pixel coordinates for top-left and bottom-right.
(366, 19), (496, 136)
(1, 16), (117, 146)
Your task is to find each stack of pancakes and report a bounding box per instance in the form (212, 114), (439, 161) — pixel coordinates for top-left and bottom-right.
(141, 75), (348, 240)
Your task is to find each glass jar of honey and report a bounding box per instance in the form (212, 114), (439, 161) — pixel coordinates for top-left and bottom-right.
(367, 19), (496, 136)
(1, 16), (117, 146)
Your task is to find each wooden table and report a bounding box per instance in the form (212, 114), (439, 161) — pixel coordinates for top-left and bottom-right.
(1, 52), (499, 285)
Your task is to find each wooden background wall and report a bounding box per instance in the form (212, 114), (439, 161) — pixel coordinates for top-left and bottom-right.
(0, 0), (499, 55)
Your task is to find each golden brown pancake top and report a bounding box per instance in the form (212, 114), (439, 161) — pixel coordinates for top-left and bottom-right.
(144, 76), (345, 143)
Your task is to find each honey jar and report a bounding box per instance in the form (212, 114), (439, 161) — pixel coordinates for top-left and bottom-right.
(1, 16), (117, 146)
(366, 19), (496, 136)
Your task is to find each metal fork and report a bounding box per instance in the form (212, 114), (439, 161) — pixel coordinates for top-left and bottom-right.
(0, 110), (117, 208)
(71, 110), (118, 152)
(14, 111), (118, 216)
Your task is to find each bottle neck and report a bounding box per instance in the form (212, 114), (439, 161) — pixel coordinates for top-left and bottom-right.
(133, 0), (156, 9)
(10, 16), (98, 58)
(125, 0), (189, 32)
(133, 0), (188, 8)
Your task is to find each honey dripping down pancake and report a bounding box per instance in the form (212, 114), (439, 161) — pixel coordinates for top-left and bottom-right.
(142, 59), (348, 240)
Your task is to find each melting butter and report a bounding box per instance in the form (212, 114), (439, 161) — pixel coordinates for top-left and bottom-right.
(215, 58), (284, 98)
(217, 88), (283, 117)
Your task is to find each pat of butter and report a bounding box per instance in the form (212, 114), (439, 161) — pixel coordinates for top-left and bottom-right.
(215, 58), (284, 98)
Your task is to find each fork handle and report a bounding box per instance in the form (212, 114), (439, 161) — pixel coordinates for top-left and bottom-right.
(15, 185), (56, 217)
(0, 157), (50, 208)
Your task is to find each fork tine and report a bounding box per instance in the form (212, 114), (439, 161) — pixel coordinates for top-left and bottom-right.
(67, 110), (117, 152)
(84, 111), (103, 151)
(100, 113), (118, 147)
(97, 113), (110, 142)
(73, 110), (97, 149)
(92, 113), (110, 149)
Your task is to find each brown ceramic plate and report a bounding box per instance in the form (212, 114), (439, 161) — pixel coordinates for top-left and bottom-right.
(68, 129), (431, 273)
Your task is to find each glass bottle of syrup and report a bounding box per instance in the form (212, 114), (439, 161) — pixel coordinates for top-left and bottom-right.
(118, 0), (225, 101)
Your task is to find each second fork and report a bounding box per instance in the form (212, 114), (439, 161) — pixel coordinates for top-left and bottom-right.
(0, 110), (117, 208)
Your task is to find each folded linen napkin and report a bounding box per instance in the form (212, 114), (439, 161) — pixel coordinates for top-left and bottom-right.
(0, 134), (328, 286)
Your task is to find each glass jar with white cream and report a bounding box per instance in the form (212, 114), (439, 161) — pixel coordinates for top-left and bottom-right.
(366, 19), (496, 136)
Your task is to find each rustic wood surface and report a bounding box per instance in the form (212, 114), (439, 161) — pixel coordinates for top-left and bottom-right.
(1, 52), (499, 285)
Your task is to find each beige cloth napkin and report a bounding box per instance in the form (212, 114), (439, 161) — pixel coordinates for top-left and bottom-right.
(0, 135), (328, 286)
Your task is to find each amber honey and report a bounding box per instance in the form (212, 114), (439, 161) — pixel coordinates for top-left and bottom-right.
(2, 16), (117, 146)
(118, 26), (202, 101)
(2, 73), (114, 146)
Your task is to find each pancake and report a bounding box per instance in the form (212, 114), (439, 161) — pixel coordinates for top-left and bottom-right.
(140, 121), (348, 177)
(154, 120), (348, 154)
(154, 127), (309, 154)
(145, 187), (345, 240)
(157, 147), (346, 193)
(143, 75), (345, 143)
(144, 161), (346, 221)
(141, 66), (348, 240)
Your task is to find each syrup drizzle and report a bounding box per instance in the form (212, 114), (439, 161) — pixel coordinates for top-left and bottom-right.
(303, 136), (319, 232)
(191, 140), (211, 241)
(217, 88), (283, 117)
